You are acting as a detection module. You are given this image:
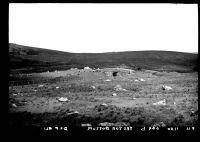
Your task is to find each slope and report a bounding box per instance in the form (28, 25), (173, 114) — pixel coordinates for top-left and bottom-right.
(9, 43), (198, 74)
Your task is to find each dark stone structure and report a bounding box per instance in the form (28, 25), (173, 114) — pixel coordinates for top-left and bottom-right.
(112, 71), (118, 77)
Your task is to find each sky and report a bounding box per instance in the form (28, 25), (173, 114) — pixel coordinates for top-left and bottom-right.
(9, 3), (198, 53)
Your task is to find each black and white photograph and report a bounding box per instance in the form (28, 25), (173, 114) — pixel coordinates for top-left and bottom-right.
(9, 3), (198, 136)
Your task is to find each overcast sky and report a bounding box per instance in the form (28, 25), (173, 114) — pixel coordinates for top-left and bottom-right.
(9, 3), (198, 53)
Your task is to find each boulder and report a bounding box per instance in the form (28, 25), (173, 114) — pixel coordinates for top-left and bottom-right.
(153, 99), (166, 105)
(56, 97), (69, 102)
(139, 78), (145, 81)
(12, 104), (17, 108)
(112, 93), (117, 96)
(67, 111), (79, 115)
(84, 67), (90, 70)
(162, 85), (172, 90)
(101, 103), (108, 107)
(38, 84), (44, 87)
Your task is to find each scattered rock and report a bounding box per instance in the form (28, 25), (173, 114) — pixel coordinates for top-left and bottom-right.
(98, 122), (114, 127)
(81, 123), (92, 127)
(162, 85), (172, 90)
(101, 103), (108, 107)
(12, 104), (17, 108)
(152, 122), (166, 127)
(98, 122), (130, 127)
(135, 78), (145, 82)
(67, 111), (79, 115)
(114, 85), (127, 91)
(56, 97), (69, 102)
(112, 93), (117, 96)
(84, 67), (90, 70)
(115, 122), (130, 126)
(190, 110), (197, 116)
(153, 99), (166, 105)
(139, 78), (145, 81)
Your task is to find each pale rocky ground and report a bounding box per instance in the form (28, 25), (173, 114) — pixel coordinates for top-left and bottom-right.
(9, 68), (198, 127)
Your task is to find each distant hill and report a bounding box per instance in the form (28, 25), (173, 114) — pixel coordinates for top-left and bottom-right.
(9, 43), (198, 74)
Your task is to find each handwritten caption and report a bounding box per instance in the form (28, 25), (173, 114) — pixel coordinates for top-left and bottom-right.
(42, 126), (196, 132)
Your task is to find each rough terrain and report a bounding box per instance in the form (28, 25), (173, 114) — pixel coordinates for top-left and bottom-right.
(9, 68), (198, 129)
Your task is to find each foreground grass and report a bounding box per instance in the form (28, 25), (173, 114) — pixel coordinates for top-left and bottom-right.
(9, 104), (198, 128)
(9, 69), (198, 128)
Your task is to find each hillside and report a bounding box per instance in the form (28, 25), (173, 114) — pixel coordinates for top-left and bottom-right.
(9, 43), (198, 74)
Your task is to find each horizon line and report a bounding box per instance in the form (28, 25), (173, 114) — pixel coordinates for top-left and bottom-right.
(9, 43), (198, 54)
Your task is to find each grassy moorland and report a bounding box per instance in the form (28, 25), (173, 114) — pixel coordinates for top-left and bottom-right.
(9, 43), (198, 74)
(9, 69), (198, 130)
(9, 43), (198, 136)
